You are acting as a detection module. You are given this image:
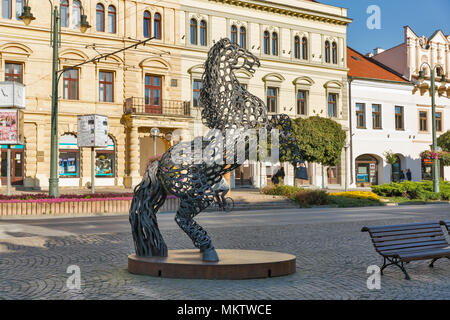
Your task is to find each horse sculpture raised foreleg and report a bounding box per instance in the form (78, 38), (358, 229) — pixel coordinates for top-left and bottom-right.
(175, 199), (219, 261)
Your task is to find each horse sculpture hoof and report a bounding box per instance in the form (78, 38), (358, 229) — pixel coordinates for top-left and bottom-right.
(202, 248), (219, 262)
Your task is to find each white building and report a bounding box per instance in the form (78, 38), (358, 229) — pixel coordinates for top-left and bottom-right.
(347, 46), (449, 188)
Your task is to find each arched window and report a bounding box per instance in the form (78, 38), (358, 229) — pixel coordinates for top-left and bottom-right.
(72, 0), (81, 29)
(96, 3), (105, 32)
(190, 18), (197, 45)
(107, 5), (116, 33)
(332, 42), (337, 64)
(294, 36), (300, 59)
(16, 0), (23, 20)
(200, 20), (207, 46)
(272, 32), (278, 56)
(325, 41), (330, 63)
(302, 37), (308, 60)
(154, 12), (161, 39)
(239, 26), (246, 49)
(436, 66), (442, 77)
(2, 0), (11, 19)
(231, 25), (237, 44)
(143, 11), (151, 38)
(263, 31), (270, 54)
(60, 0), (69, 27)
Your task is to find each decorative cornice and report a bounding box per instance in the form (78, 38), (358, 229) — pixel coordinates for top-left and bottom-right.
(210, 0), (352, 25)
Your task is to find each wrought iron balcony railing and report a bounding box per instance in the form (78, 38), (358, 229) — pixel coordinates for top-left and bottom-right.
(124, 97), (191, 117)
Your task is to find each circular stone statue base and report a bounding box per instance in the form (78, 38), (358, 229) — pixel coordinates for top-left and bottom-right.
(128, 249), (296, 280)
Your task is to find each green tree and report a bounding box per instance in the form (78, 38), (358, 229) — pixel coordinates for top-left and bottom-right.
(383, 150), (398, 183)
(292, 116), (346, 187)
(437, 130), (450, 152)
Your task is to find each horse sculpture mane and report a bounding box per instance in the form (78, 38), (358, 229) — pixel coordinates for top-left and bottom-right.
(129, 38), (305, 262)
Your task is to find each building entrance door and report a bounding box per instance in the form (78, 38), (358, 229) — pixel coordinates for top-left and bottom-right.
(355, 154), (378, 187)
(1, 147), (24, 185)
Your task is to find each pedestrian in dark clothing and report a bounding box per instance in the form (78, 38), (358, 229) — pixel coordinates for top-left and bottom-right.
(406, 169), (412, 181)
(399, 170), (405, 182)
(271, 166), (285, 185)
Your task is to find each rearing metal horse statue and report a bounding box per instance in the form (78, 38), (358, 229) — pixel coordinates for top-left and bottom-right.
(129, 38), (305, 262)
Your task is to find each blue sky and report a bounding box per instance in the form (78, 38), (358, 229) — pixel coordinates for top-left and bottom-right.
(318, 0), (450, 55)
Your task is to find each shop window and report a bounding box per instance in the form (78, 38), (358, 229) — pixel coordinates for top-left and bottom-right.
(59, 134), (80, 178)
(95, 136), (115, 177)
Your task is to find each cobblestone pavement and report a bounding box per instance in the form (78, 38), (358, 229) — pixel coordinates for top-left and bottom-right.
(1, 207), (450, 299)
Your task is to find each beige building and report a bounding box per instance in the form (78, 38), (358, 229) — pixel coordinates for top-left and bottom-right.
(0, 0), (351, 191)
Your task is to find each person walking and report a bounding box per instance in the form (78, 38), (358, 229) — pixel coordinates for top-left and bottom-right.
(399, 170), (405, 182)
(406, 169), (412, 181)
(271, 166), (285, 185)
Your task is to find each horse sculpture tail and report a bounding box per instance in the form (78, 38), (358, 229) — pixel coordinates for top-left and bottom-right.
(129, 160), (168, 257)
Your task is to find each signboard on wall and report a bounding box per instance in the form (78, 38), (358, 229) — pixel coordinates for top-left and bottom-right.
(77, 114), (108, 148)
(0, 109), (24, 144)
(0, 82), (26, 109)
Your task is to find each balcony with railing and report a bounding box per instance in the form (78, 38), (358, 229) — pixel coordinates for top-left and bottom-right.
(124, 97), (191, 117)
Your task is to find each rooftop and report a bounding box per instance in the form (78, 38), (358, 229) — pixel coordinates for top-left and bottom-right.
(347, 47), (407, 82)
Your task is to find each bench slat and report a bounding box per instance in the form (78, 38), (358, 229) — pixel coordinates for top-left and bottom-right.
(371, 232), (444, 243)
(377, 240), (448, 252)
(370, 227), (443, 238)
(399, 248), (450, 262)
(367, 222), (440, 232)
(373, 236), (447, 248)
(380, 244), (449, 256)
(440, 220), (450, 231)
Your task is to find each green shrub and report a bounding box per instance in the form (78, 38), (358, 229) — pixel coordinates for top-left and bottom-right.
(293, 190), (328, 208)
(262, 185), (304, 198)
(372, 180), (450, 201)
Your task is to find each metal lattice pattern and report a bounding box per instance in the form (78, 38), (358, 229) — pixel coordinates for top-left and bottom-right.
(129, 38), (305, 262)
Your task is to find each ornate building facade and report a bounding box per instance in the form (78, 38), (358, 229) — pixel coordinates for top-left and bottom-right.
(0, 0), (351, 190)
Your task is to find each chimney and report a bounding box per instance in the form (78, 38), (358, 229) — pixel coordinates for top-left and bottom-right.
(373, 48), (385, 55)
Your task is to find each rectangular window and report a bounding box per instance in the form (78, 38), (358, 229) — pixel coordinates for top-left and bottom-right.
(266, 87), (278, 113)
(355, 103), (366, 128)
(419, 111), (428, 132)
(328, 93), (337, 118)
(5, 63), (23, 83)
(99, 71), (114, 102)
(436, 112), (442, 132)
(63, 69), (79, 100)
(372, 104), (382, 129)
(193, 79), (202, 107)
(395, 106), (404, 130)
(297, 90), (307, 115)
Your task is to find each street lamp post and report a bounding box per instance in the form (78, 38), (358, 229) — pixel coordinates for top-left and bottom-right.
(20, 1), (91, 197)
(417, 63), (447, 193)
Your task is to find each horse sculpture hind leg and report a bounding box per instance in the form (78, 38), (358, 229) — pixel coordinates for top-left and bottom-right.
(175, 198), (219, 262)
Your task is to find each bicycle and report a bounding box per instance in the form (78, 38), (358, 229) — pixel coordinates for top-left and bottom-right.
(213, 196), (235, 213)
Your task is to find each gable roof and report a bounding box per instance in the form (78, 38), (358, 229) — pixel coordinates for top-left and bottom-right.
(347, 47), (407, 82)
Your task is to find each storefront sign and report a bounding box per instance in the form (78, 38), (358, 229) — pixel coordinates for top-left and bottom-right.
(77, 114), (108, 148)
(0, 82), (26, 109)
(0, 109), (23, 144)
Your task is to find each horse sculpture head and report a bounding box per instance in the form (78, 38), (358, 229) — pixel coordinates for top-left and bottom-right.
(200, 38), (266, 131)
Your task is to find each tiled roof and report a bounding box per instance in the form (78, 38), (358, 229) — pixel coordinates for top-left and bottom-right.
(347, 47), (407, 82)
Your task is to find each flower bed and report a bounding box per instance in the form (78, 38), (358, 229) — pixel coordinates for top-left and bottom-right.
(0, 193), (180, 216)
(262, 186), (382, 208)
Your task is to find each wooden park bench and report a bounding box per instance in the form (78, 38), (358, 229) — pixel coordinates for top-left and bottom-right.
(362, 221), (450, 280)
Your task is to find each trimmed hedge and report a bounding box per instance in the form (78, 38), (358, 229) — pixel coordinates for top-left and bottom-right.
(371, 180), (450, 201)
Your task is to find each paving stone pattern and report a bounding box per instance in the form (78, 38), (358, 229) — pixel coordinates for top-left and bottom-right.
(1, 215), (450, 299)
